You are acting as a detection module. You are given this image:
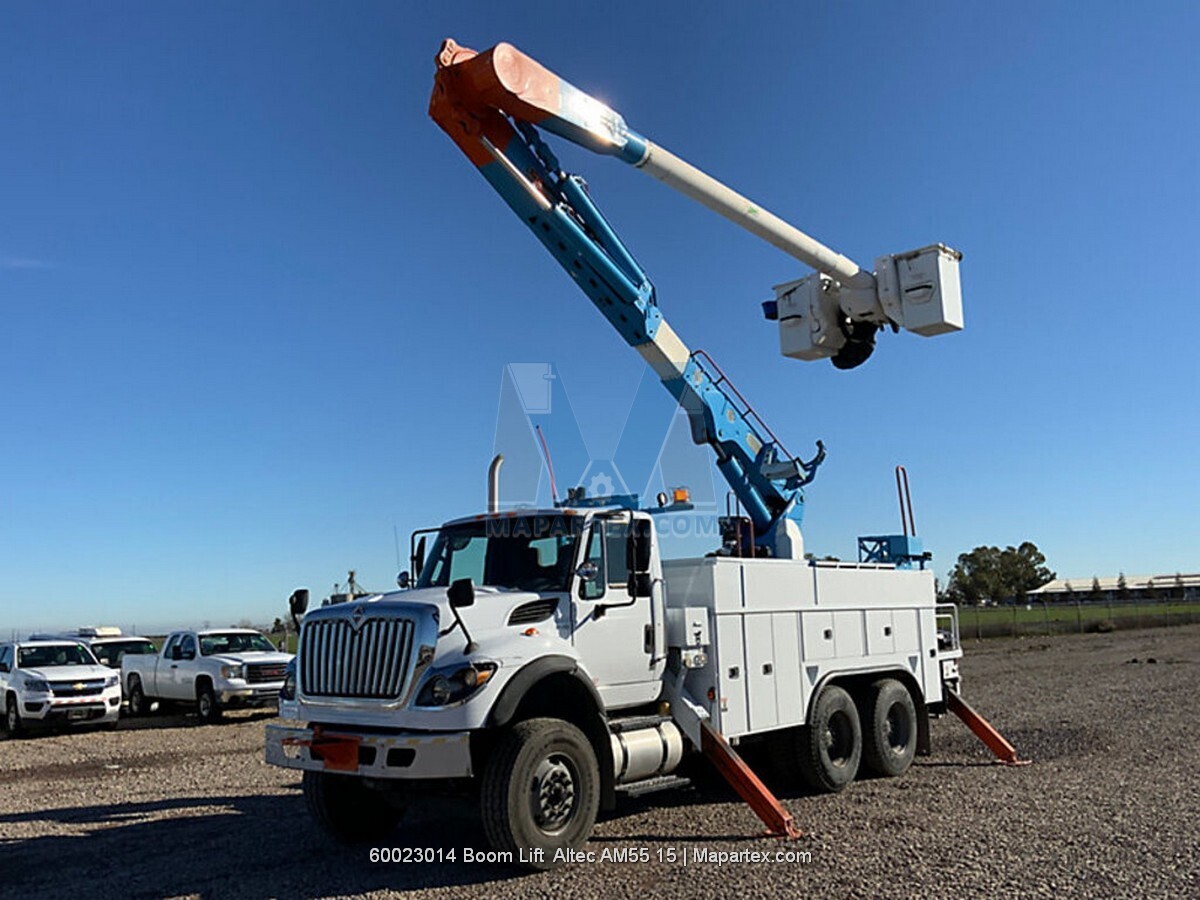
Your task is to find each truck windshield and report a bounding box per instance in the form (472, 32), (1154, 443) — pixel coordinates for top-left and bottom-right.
(19, 644), (97, 668)
(199, 633), (276, 655)
(417, 516), (583, 593)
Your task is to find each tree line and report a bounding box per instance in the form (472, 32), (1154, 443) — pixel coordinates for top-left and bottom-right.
(940, 542), (1055, 606)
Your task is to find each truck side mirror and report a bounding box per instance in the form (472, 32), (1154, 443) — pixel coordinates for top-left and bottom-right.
(397, 571), (412, 589)
(413, 536), (427, 578)
(627, 572), (653, 598)
(627, 518), (652, 573)
(0, 662), (8, 673)
(448, 577), (475, 609)
(289, 588), (309, 617)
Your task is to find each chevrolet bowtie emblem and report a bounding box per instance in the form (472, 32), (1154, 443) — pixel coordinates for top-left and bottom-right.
(73, 682), (85, 691)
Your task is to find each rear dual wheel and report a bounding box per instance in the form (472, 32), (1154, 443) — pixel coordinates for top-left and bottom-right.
(860, 678), (918, 778)
(774, 678), (918, 791)
(796, 684), (862, 793)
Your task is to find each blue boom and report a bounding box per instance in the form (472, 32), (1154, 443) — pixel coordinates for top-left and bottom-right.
(431, 40), (825, 556)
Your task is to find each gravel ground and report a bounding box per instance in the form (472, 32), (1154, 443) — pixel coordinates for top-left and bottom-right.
(2, 625), (1197, 899)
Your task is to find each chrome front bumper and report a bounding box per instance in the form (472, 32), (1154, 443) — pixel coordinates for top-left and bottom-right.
(264, 724), (472, 780)
(220, 685), (282, 705)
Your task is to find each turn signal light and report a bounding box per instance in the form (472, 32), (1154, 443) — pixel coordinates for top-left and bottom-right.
(672, 487), (690, 503)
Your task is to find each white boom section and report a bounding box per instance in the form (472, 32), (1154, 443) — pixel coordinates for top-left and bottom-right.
(636, 141), (875, 291)
(633, 139), (962, 366)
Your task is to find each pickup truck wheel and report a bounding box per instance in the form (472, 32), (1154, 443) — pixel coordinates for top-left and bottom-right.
(128, 679), (150, 717)
(302, 771), (404, 843)
(481, 717), (599, 871)
(4, 692), (23, 738)
(796, 684), (861, 793)
(861, 678), (917, 778)
(196, 683), (222, 724)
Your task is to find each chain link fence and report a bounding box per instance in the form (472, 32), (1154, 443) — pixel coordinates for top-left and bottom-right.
(957, 597), (1200, 640)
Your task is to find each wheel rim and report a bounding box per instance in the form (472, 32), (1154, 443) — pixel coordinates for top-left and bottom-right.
(529, 753), (579, 834)
(199, 694), (211, 718)
(823, 710), (854, 767)
(6, 704), (16, 731)
(885, 703), (911, 755)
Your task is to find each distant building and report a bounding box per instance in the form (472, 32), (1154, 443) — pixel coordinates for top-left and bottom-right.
(1029, 573), (1200, 603)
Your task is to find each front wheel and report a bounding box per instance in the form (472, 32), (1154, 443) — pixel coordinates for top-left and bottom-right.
(303, 771), (405, 843)
(4, 693), (23, 738)
(481, 718), (600, 871)
(196, 683), (222, 724)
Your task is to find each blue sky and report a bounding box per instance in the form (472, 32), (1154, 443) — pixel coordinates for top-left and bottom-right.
(2, 2), (1197, 634)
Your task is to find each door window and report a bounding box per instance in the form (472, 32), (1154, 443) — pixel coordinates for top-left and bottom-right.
(605, 523), (630, 589)
(179, 635), (197, 660)
(579, 526), (606, 601)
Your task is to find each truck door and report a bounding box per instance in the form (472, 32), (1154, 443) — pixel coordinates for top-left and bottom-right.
(170, 634), (198, 699)
(570, 515), (661, 709)
(153, 635), (179, 697)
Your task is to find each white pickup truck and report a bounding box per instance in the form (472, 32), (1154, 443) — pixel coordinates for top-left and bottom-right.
(1, 639), (122, 734)
(122, 629), (292, 723)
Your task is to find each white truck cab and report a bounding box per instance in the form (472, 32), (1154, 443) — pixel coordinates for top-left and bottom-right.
(0, 640), (122, 734)
(275, 508), (663, 743)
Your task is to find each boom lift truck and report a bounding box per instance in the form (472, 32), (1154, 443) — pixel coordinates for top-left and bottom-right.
(265, 39), (1018, 869)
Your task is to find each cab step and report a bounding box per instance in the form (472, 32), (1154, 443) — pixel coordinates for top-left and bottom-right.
(608, 714), (674, 734)
(616, 774), (692, 798)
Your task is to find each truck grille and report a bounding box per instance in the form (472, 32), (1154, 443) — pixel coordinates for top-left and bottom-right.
(300, 617), (415, 699)
(50, 680), (105, 697)
(247, 663), (288, 684)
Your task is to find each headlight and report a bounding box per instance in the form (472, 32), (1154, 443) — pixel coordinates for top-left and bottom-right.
(415, 662), (497, 708)
(279, 661), (297, 700)
(220, 664), (245, 680)
(25, 678), (50, 694)
(105, 674), (119, 688)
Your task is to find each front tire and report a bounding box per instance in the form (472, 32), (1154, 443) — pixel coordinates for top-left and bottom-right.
(861, 679), (918, 778)
(4, 692), (23, 738)
(303, 771), (404, 843)
(796, 684), (861, 793)
(481, 718), (600, 871)
(196, 682), (222, 724)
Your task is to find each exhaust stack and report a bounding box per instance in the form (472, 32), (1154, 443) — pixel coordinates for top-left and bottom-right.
(487, 454), (504, 513)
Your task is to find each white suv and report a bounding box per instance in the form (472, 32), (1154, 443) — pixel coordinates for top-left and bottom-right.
(0, 640), (122, 734)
